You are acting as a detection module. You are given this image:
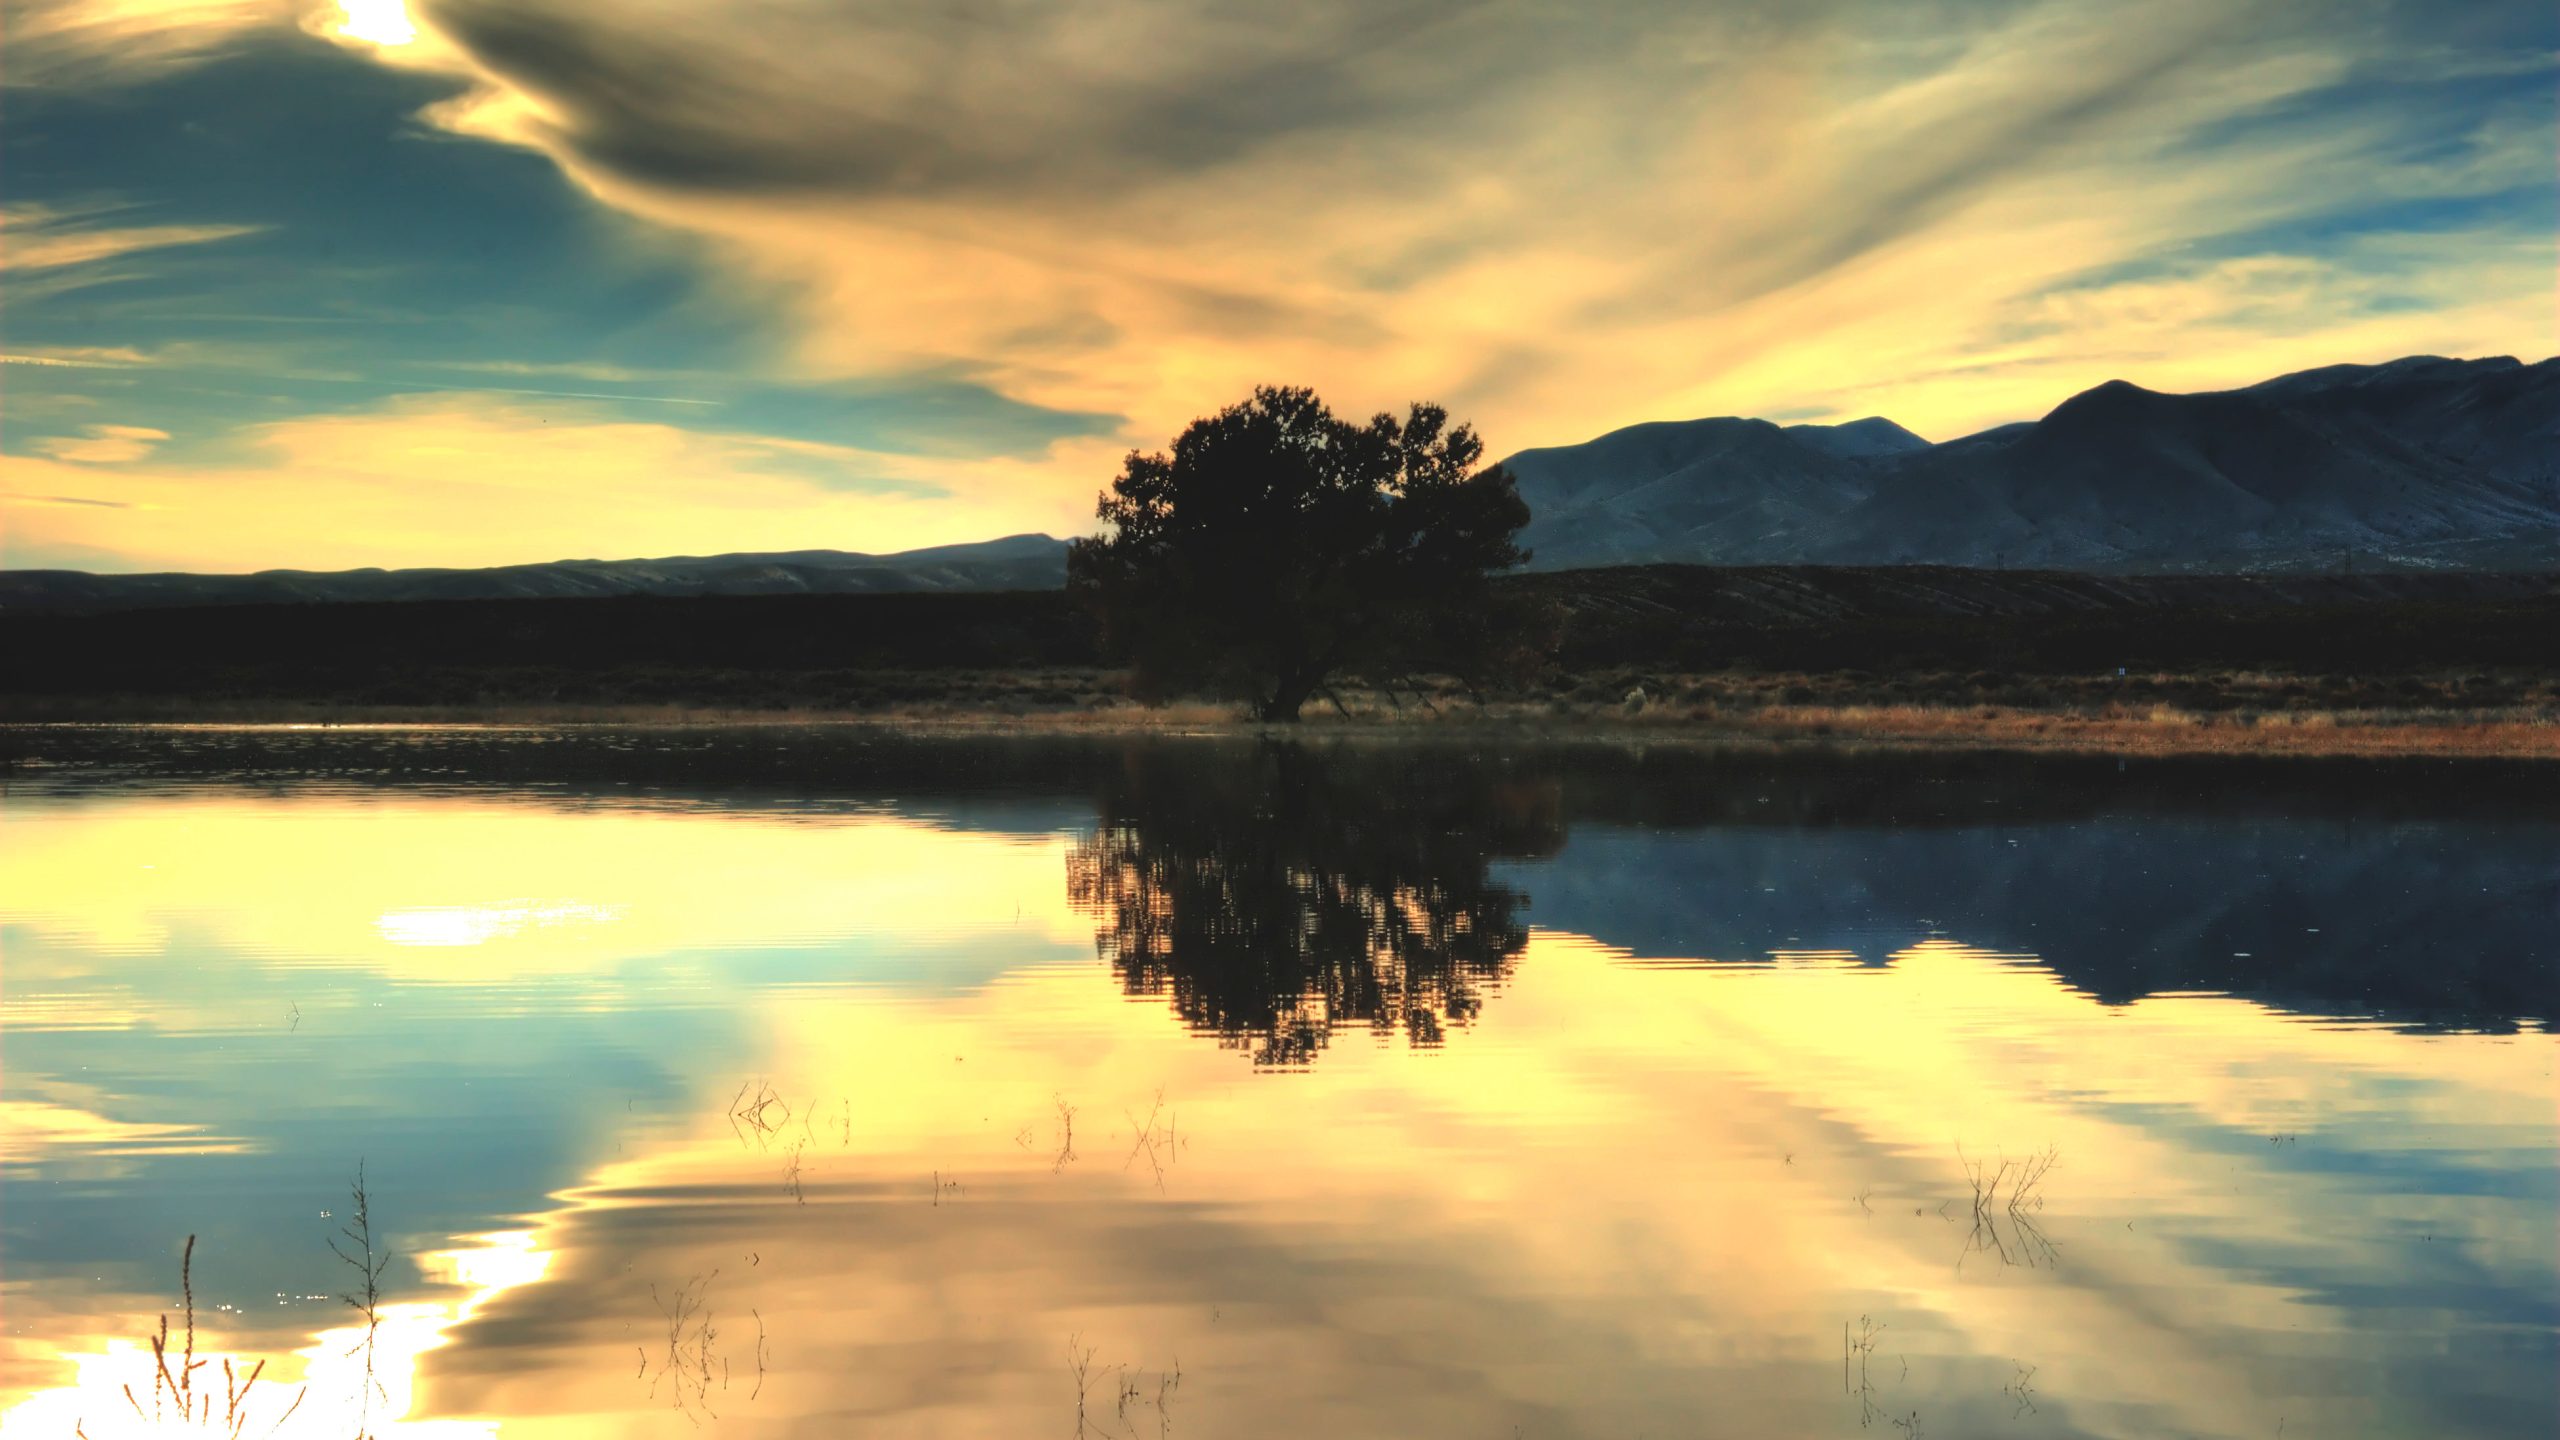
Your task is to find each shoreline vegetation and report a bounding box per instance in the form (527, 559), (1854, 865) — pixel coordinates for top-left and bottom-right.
(6, 564), (2552, 759)
(6, 673), (2552, 759)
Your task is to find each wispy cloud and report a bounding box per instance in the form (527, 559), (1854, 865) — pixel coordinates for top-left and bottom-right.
(2, 203), (260, 271)
(424, 358), (658, 382)
(33, 423), (172, 463)
(0, 347), (153, 368)
(379, 375), (722, 405)
(0, 0), (288, 87)
(1, 490), (138, 508)
(372, 0), (2552, 447)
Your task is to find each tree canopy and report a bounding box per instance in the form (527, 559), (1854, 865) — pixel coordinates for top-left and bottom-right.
(1066, 385), (1537, 721)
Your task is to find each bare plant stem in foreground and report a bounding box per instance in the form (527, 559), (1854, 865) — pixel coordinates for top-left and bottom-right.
(115, 1235), (306, 1439)
(1053, 1096), (1079, 1173)
(328, 1160), (391, 1438)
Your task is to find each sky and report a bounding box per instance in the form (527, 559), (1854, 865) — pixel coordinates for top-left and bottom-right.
(1, 0), (2553, 574)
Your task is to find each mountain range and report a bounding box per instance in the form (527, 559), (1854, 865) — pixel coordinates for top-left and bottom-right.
(4, 354), (2551, 612)
(0, 533), (1070, 613)
(1504, 354), (2557, 572)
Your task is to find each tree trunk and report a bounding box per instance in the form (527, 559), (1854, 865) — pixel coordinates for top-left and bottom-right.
(1258, 672), (1316, 723)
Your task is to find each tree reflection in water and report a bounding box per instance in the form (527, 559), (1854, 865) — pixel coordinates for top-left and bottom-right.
(1068, 742), (1563, 1065)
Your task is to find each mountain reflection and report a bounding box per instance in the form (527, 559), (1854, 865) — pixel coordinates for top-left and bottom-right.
(7, 729), (2556, 1439)
(12, 727), (2552, 1033)
(1068, 743), (1563, 1064)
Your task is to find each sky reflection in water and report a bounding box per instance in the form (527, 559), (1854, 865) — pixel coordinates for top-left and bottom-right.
(2, 731), (2552, 1439)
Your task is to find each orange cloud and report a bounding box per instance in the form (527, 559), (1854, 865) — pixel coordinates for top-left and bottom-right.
(12, 1), (2551, 567)
(0, 0), (292, 85)
(380, 0), (2552, 457)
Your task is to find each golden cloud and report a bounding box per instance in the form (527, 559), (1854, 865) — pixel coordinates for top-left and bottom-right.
(0, 0), (294, 85)
(0, 392), (1125, 570)
(372, 0), (2552, 458)
(13, 1), (2552, 563)
(0, 347), (154, 369)
(32, 424), (171, 465)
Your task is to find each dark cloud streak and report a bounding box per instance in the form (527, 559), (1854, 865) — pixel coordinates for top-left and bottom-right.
(423, 0), (1505, 198)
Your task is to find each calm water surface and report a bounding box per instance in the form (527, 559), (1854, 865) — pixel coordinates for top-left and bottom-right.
(2, 728), (2553, 1439)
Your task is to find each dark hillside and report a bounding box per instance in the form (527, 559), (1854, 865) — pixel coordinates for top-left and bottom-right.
(0, 589), (1096, 710)
(1524, 565), (2560, 671)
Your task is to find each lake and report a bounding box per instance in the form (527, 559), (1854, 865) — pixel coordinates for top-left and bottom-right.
(2, 727), (2552, 1439)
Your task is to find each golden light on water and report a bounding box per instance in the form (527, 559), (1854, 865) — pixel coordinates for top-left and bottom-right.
(0, 794), (1085, 993)
(0, 1234), (549, 1439)
(3, 775), (2549, 1437)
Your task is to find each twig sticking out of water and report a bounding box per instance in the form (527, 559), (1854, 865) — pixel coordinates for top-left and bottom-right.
(1961, 1143), (2058, 1218)
(327, 1162), (391, 1437)
(728, 1079), (791, 1148)
(118, 1236), (307, 1439)
(1957, 1144), (2061, 1270)
(644, 1271), (725, 1424)
(1117, 1366), (1143, 1428)
(2004, 1361), (2040, 1417)
(1067, 1335), (1099, 1438)
(1843, 1315), (1890, 1428)
(1156, 1360), (1182, 1440)
(1067, 1336), (1179, 1439)
(1124, 1091), (1181, 1191)
(1052, 1097), (1080, 1174)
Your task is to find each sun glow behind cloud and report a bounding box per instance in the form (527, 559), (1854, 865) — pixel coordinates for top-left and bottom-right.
(331, 0), (413, 46)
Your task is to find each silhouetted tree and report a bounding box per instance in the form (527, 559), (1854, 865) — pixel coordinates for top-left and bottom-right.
(1067, 386), (1538, 721)
(1066, 741), (1563, 1065)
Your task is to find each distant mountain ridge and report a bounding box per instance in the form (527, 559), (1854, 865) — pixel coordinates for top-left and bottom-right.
(0, 533), (1070, 614)
(8, 355), (2553, 613)
(1503, 354), (2558, 573)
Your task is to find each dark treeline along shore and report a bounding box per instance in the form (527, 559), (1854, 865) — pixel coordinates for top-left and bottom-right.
(4, 562), (2554, 733)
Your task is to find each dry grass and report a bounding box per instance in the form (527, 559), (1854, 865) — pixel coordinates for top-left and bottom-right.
(1688, 701), (2559, 759)
(113, 1235), (306, 1439)
(7, 665), (2552, 758)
